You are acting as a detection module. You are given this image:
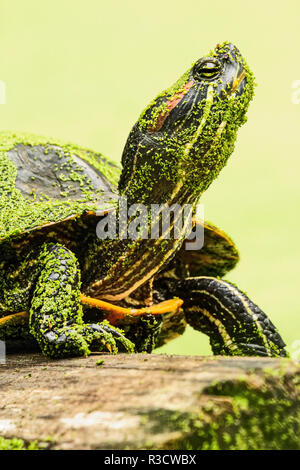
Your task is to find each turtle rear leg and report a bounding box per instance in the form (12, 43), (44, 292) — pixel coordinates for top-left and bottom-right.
(30, 243), (134, 358)
(156, 277), (288, 357)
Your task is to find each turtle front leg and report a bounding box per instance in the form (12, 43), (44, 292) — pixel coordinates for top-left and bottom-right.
(29, 243), (134, 358)
(156, 277), (288, 357)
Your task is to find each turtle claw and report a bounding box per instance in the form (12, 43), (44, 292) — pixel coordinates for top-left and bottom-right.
(85, 322), (135, 354)
(36, 322), (135, 358)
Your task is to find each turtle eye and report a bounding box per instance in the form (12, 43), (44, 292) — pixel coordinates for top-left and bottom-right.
(193, 60), (222, 80)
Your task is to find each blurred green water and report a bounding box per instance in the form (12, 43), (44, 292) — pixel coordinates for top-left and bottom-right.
(1, 0), (299, 355)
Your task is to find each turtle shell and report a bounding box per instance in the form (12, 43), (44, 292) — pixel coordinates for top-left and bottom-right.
(0, 132), (120, 245)
(158, 219), (240, 279)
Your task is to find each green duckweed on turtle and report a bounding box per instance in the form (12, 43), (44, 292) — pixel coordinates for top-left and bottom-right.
(0, 42), (288, 358)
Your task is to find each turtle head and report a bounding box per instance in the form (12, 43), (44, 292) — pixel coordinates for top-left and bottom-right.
(119, 42), (255, 204)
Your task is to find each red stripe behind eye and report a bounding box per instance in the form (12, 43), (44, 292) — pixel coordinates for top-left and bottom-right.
(149, 80), (194, 133)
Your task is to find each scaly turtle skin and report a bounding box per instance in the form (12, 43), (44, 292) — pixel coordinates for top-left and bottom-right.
(0, 42), (287, 358)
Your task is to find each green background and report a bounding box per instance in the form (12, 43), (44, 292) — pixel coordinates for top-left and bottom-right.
(1, 0), (299, 356)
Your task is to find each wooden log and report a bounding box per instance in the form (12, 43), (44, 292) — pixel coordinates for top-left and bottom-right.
(0, 353), (299, 450)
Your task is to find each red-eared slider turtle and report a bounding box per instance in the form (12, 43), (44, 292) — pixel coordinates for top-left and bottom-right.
(0, 42), (287, 358)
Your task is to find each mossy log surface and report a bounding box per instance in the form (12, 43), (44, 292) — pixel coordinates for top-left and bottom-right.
(0, 353), (299, 450)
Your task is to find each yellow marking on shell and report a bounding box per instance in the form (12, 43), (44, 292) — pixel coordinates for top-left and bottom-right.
(190, 253), (216, 264)
(202, 220), (236, 248)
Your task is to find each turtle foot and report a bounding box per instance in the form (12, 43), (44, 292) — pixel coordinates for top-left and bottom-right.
(40, 322), (135, 358)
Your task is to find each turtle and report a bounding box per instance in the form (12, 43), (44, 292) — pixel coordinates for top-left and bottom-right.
(0, 42), (287, 359)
